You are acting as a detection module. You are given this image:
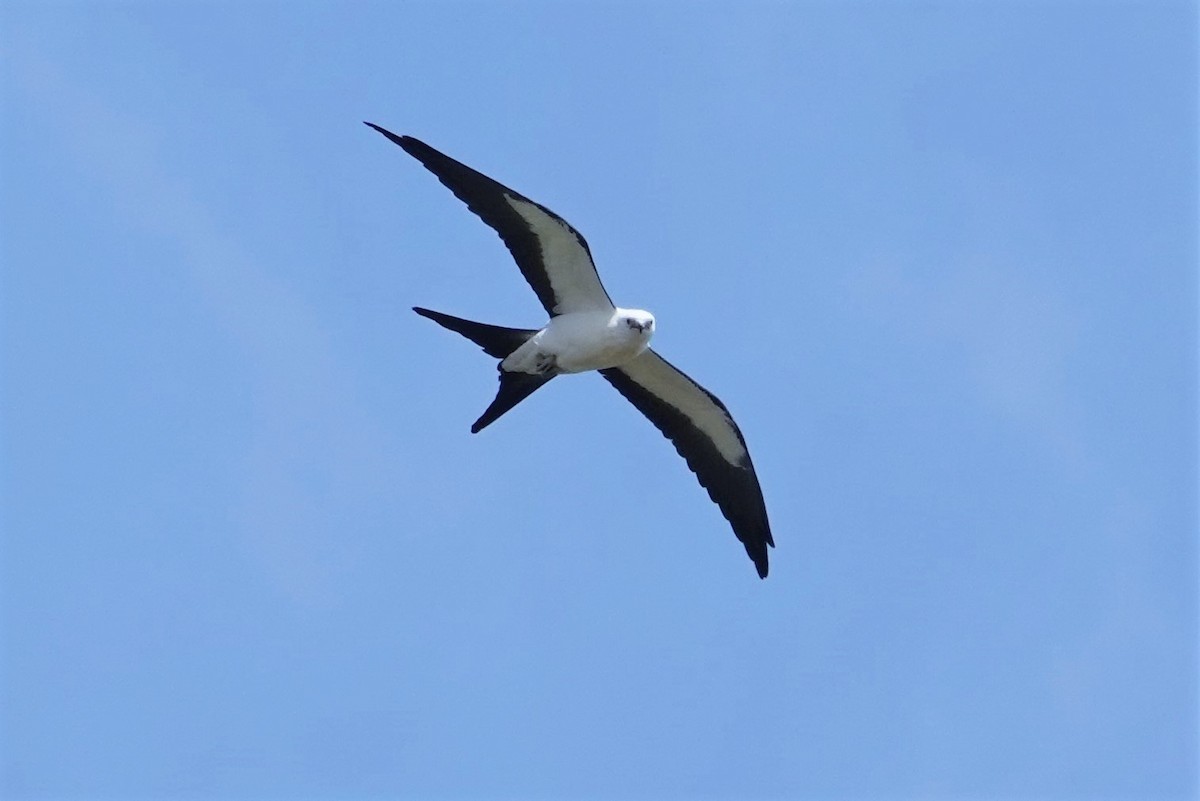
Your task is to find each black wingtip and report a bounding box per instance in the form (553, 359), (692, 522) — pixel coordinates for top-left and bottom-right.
(364, 121), (411, 150)
(749, 544), (770, 579)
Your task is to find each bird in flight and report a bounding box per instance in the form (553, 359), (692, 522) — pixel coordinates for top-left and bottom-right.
(366, 122), (774, 577)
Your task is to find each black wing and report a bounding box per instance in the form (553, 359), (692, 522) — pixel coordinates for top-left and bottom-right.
(601, 350), (774, 578)
(366, 123), (614, 317)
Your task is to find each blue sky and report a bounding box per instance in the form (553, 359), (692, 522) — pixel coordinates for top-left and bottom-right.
(1, 2), (1196, 799)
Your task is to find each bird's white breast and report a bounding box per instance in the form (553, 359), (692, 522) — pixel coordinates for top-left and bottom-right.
(503, 309), (653, 374)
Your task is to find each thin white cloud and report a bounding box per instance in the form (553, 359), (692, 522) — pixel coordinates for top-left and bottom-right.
(8, 42), (397, 607)
(849, 251), (1089, 472)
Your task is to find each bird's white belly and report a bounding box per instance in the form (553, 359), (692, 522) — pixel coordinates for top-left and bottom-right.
(554, 333), (644, 373)
(503, 310), (651, 374)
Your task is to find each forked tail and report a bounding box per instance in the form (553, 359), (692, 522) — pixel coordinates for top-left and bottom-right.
(412, 307), (553, 433)
(413, 307), (535, 359)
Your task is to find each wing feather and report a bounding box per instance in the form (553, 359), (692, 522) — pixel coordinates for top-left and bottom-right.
(601, 350), (773, 577)
(366, 123), (613, 316)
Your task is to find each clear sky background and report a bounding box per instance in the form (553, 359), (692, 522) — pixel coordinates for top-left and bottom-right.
(2, 2), (1196, 799)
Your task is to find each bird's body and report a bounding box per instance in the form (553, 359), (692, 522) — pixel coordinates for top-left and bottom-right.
(367, 122), (775, 577)
(506, 308), (655, 375)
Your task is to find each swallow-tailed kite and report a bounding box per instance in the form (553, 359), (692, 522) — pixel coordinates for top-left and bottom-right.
(366, 122), (774, 577)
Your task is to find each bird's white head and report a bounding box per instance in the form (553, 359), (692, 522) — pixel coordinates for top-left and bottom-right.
(617, 308), (656, 340)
